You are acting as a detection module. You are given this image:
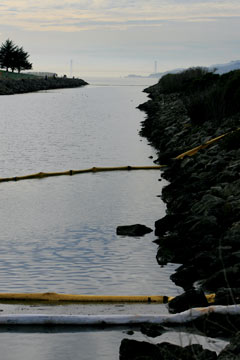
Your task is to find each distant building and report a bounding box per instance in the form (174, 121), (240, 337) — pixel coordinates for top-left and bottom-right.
(26, 72), (58, 78)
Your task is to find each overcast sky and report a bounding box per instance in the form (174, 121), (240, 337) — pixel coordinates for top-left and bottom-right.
(0, 0), (239, 77)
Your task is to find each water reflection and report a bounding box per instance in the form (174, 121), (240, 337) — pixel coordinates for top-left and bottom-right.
(0, 171), (180, 295)
(0, 330), (140, 360)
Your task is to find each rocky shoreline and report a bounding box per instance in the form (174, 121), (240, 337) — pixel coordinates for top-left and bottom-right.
(120, 68), (240, 358)
(139, 69), (240, 303)
(0, 76), (88, 95)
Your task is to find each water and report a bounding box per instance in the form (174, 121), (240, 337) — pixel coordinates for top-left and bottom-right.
(0, 77), (187, 359)
(0, 76), (181, 295)
(0, 329), (228, 360)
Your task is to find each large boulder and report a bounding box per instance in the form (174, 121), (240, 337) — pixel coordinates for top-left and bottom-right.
(140, 324), (165, 338)
(116, 224), (153, 236)
(119, 339), (161, 360)
(168, 288), (209, 314)
(119, 339), (217, 360)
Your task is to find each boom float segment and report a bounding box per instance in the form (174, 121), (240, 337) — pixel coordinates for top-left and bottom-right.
(0, 165), (165, 184)
(0, 305), (239, 325)
(175, 127), (240, 159)
(0, 292), (215, 304)
(175, 133), (227, 159)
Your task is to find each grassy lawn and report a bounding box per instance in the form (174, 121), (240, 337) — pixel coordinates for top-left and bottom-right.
(0, 70), (38, 80)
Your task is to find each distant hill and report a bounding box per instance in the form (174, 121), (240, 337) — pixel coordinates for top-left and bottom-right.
(150, 60), (240, 78)
(127, 60), (240, 79)
(126, 74), (145, 78)
(209, 60), (240, 74)
(148, 68), (184, 78)
(126, 68), (184, 79)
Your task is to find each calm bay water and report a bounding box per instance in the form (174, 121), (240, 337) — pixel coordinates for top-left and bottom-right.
(0, 77), (182, 296)
(0, 77), (185, 359)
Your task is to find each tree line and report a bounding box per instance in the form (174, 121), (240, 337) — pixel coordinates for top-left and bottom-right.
(0, 39), (32, 73)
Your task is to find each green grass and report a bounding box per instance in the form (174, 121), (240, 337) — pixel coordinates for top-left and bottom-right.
(0, 70), (38, 80)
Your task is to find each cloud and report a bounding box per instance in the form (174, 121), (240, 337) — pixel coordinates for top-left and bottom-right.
(0, 0), (240, 32)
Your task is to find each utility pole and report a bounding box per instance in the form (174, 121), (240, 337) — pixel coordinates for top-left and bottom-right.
(70, 59), (73, 78)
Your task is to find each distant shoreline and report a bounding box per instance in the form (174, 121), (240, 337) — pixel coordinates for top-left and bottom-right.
(0, 77), (88, 95)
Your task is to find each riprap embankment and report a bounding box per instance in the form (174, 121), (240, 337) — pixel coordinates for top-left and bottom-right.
(139, 68), (240, 306)
(0, 76), (88, 95)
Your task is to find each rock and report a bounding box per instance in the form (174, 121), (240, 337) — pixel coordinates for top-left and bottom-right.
(116, 224), (153, 236)
(202, 263), (240, 290)
(182, 344), (217, 360)
(190, 194), (225, 217)
(190, 252), (220, 272)
(156, 246), (175, 265)
(214, 288), (240, 305)
(124, 330), (134, 335)
(218, 332), (240, 359)
(119, 339), (161, 360)
(170, 265), (199, 290)
(223, 221), (240, 248)
(190, 313), (240, 338)
(155, 214), (182, 236)
(187, 215), (219, 238)
(119, 339), (217, 360)
(140, 324), (165, 338)
(168, 288), (209, 314)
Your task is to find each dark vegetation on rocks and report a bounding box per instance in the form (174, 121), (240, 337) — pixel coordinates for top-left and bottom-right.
(119, 67), (240, 359)
(0, 76), (88, 95)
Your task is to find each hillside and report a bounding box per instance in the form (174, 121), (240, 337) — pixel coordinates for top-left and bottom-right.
(146, 60), (240, 79)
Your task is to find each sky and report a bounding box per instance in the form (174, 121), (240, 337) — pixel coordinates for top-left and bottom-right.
(0, 0), (240, 77)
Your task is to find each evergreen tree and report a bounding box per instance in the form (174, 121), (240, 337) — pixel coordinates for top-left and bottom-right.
(0, 39), (17, 72)
(0, 39), (32, 73)
(14, 47), (32, 73)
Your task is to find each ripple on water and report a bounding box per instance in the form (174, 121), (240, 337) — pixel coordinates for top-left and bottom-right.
(0, 83), (182, 297)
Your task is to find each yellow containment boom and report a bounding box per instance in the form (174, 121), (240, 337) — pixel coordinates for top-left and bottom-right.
(176, 127), (240, 160)
(1, 129), (238, 184)
(175, 133), (227, 159)
(0, 165), (165, 184)
(0, 292), (216, 304)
